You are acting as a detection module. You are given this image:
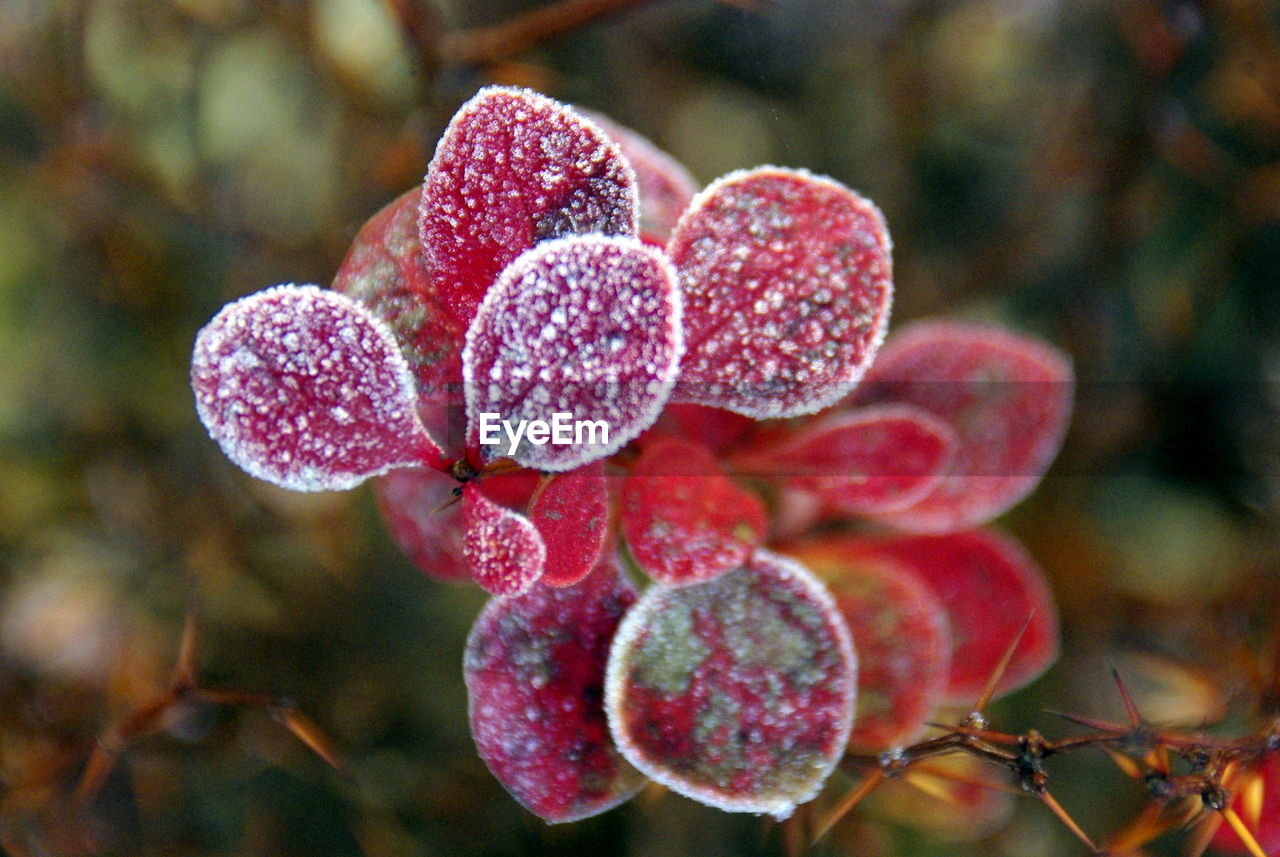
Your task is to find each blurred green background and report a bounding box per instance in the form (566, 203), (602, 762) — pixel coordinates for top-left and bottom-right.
(2, 0), (1279, 854)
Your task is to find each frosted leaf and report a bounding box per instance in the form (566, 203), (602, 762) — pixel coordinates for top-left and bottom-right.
(580, 109), (698, 241)
(332, 185), (465, 453)
(462, 484), (546, 596)
(462, 235), (683, 472)
(784, 539), (952, 751)
(730, 404), (956, 516)
(420, 86), (639, 325)
(849, 320), (1074, 532)
(527, 461), (609, 587)
(465, 559), (646, 823)
(605, 550), (856, 819)
(668, 167), (893, 419)
(835, 529), (1059, 703)
(1212, 753), (1280, 854)
(191, 284), (443, 492)
(373, 467), (468, 583)
(621, 437), (766, 587)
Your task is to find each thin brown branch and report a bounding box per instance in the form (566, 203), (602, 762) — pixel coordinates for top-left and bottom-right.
(440, 0), (652, 66)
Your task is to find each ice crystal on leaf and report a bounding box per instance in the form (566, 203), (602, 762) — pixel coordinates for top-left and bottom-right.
(191, 285), (443, 491)
(465, 560), (645, 822)
(189, 85), (1078, 831)
(420, 86), (639, 325)
(462, 235), (683, 471)
(668, 168), (893, 419)
(462, 484), (546, 596)
(605, 550), (856, 819)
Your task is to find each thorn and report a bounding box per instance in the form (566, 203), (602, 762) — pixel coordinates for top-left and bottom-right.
(271, 703), (348, 776)
(72, 742), (117, 807)
(1221, 806), (1268, 857)
(1040, 790), (1098, 853)
(1102, 747), (1145, 781)
(911, 761), (1021, 797)
(972, 613), (1034, 715)
(1240, 770), (1264, 828)
(171, 593), (201, 691)
(1046, 709), (1129, 733)
(1184, 809), (1222, 857)
(810, 769), (883, 843)
(1111, 664), (1143, 729)
(429, 485), (465, 516)
(903, 769), (959, 804)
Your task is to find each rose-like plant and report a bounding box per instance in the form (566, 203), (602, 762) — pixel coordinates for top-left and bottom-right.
(191, 87), (1074, 824)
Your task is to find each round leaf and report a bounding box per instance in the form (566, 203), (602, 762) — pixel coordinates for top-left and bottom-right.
(462, 484), (546, 596)
(528, 462), (610, 587)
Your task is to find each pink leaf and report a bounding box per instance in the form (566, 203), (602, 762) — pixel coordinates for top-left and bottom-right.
(373, 467), (468, 583)
(641, 403), (758, 455)
(849, 320), (1074, 532)
(580, 109), (698, 241)
(466, 559), (645, 823)
(462, 484), (546, 596)
(832, 529), (1060, 704)
(668, 167), (893, 418)
(621, 437), (766, 586)
(332, 185), (465, 453)
(527, 462), (609, 587)
(420, 86), (638, 325)
(191, 285), (443, 491)
(462, 235), (683, 472)
(605, 549), (856, 819)
(730, 404), (956, 516)
(784, 538), (952, 751)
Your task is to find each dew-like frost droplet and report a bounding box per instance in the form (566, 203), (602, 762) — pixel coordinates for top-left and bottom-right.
(528, 461), (609, 587)
(668, 167), (893, 418)
(730, 404), (956, 516)
(783, 538), (952, 750)
(462, 484), (546, 596)
(581, 109), (698, 241)
(420, 86), (639, 325)
(605, 550), (856, 818)
(621, 437), (766, 587)
(191, 284), (442, 491)
(333, 185), (465, 453)
(373, 467), (469, 583)
(463, 235), (683, 472)
(849, 320), (1074, 532)
(465, 559), (646, 823)
(832, 529), (1059, 704)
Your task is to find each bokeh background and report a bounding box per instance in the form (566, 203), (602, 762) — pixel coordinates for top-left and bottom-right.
(2, 0), (1280, 854)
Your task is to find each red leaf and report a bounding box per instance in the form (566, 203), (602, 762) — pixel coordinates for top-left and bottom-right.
(581, 109), (698, 241)
(462, 484), (545, 596)
(833, 529), (1059, 704)
(466, 559), (645, 823)
(332, 185), (465, 454)
(420, 86), (638, 325)
(528, 462), (609, 587)
(191, 285), (443, 491)
(850, 320), (1074, 532)
(783, 538), (952, 751)
(463, 235), (683, 471)
(730, 404), (956, 516)
(641, 403), (758, 455)
(668, 167), (893, 418)
(605, 549), (856, 818)
(621, 437), (766, 586)
(373, 467), (468, 583)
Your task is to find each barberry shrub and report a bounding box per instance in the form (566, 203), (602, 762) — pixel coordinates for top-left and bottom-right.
(191, 87), (1076, 826)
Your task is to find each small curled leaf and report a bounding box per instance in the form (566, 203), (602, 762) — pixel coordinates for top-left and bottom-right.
(606, 550), (856, 818)
(466, 560), (645, 823)
(462, 484), (546, 596)
(669, 167), (893, 419)
(191, 284), (442, 491)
